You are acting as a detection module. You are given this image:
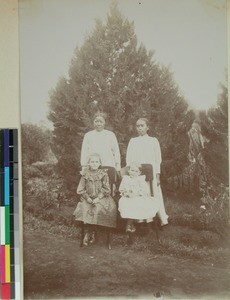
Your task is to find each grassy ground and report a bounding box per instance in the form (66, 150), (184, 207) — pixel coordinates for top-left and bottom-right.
(23, 207), (230, 300)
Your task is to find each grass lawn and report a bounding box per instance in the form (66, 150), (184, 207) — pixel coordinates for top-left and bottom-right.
(23, 211), (230, 299)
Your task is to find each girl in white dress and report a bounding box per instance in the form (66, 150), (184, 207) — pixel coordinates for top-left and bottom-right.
(126, 118), (168, 226)
(118, 163), (160, 233)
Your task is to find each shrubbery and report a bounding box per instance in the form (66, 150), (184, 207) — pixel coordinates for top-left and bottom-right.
(165, 185), (229, 235)
(25, 177), (60, 209)
(23, 162), (77, 212)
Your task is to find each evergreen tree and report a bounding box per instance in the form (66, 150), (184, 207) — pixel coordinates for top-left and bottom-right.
(199, 82), (228, 186)
(21, 123), (52, 165)
(48, 3), (194, 193)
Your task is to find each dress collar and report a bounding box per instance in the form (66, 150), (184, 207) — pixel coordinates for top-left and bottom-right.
(94, 129), (105, 134)
(138, 134), (149, 138)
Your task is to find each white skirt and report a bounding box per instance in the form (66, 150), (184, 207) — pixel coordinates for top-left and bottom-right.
(118, 196), (160, 220)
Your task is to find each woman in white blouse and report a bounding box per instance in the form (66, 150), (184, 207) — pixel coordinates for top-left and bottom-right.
(80, 112), (121, 188)
(126, 118), (168, 225)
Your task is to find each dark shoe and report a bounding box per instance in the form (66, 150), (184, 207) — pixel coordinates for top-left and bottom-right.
(83, 233), (89, 246)
(89, 232), (96, 244)
(126, 224), (132, 232)
(130, 224), (136, 233)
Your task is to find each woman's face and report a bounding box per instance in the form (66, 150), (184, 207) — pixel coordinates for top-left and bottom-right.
(136, 119), (149, 136)
(94, 116), (105, 131)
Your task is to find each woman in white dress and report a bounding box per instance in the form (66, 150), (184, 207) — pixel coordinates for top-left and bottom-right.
(80, 112), (121, 188)
(126, 118), (168, 225)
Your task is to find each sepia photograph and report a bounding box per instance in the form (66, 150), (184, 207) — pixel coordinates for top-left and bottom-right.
(19, 0), (229, 299)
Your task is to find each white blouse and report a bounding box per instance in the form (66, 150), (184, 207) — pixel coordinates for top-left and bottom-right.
(80, 129), (121, 169)
(126, 135), (162, 174)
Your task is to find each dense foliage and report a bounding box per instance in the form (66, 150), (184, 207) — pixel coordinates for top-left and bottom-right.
(21, 123), (52, 165)
(199, 82), (228, 186)
(48, 3), (194, 192)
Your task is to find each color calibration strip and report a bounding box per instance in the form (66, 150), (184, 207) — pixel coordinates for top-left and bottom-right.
(0, 129), (21, 300)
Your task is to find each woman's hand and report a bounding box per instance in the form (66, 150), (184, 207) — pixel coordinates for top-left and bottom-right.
(156, 174), (161, 186)
(116, 170), (122, 179)
(115, 163), (121, 172)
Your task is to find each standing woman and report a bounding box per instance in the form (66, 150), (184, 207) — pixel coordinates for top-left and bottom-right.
(126, 118), (168, 226)
(80, 112), (121, 189)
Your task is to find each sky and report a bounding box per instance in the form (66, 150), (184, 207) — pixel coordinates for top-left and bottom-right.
(19, 0), (227, 127)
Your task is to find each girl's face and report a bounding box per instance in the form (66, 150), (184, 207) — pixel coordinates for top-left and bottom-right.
(136, 119), (149, 136)
(88, 156), (101, 170)
(94, 116), (105, 131)
(128, 166), (141, 178)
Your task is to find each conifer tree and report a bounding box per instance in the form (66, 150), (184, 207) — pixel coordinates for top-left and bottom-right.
(199, 82), (228, 186)
(48, 3), (194, 193)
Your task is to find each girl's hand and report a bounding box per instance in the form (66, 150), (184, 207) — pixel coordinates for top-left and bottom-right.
(121, 190), (129, 197)
(86, 197), (93, 204)
(92, 197), (100, 204)
(139, 190), (145, 196)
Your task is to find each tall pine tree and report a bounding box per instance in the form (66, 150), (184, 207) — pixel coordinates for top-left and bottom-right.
(199, 81), (228, 186)
(48, 3), (194, 194)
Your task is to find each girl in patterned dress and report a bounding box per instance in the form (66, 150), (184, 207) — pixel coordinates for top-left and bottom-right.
(73, 153), (117, 245)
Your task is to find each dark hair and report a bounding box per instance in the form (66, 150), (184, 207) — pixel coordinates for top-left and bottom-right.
(93, 112), (107, 121)
(87, 153), (102, 165)
(136, 118), (149, 127)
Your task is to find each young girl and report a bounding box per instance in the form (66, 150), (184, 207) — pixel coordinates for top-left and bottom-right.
(118, 163), (160, 233)
(73, 153), (117, 246)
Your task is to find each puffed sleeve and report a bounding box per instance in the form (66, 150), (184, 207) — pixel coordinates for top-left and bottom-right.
(98, 173), (111, 199)
(111, 132), (121, 171)
(126, 138), (134, 166)
(154, 138), (162, 174)
(76, 176), (90, 200)
(80, 133), (89, 167)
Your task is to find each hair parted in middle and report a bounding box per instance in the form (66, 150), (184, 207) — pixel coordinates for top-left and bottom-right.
(136, 117), (149, 127)
(93, 111), (107, 121)
(87, 153), (102, 165)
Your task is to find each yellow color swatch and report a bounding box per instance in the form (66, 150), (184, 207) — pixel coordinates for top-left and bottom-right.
(5, 244), (10, 283)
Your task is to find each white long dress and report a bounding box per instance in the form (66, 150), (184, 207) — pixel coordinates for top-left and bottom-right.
(118, 175), (160, 220)
(126, 135), (168, 225)
(80, 129), (121, 170)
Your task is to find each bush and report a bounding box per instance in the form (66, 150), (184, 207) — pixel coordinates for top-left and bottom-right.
(24, 177), (62, 210)
(195, 185), (229, 234)
(165, 186), (229, 234)
(21, 123), (52, 165)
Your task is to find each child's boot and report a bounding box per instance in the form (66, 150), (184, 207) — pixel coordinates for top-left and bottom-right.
(83, 232), (89, 246)
(89, 231), (96, 244)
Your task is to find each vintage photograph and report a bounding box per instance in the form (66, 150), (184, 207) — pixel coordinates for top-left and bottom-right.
(19, 0), (229, 299)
